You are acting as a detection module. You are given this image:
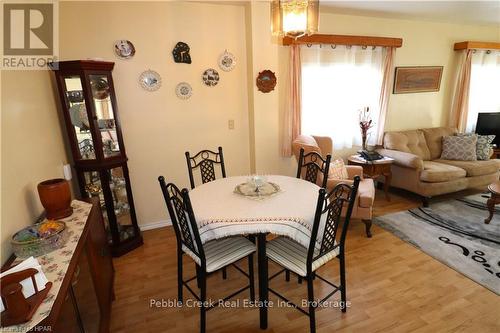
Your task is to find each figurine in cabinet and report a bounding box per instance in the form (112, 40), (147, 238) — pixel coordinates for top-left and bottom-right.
(50, 60), (143, 256)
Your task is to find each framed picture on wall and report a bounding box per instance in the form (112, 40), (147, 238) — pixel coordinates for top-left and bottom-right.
(393, 66), (443, 94)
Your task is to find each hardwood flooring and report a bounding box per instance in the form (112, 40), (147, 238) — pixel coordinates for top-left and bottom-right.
(110, 188), (500, 332)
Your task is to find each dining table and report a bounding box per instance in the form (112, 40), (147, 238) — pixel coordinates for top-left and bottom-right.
(189, 175), (321, 329)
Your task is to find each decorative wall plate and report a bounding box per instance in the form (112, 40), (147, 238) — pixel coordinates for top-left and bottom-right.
(175, 82), (192, 99)
(139, 70), (162, 91)
(218, 50), (236, 72)
(256, 70), (277, 93)
(114, 40), (136, 59)
(172, 42), (192, 64)
(202, 68), (219, 87)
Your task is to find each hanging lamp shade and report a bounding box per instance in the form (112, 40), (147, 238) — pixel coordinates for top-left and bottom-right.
(271, 0), (319, 38)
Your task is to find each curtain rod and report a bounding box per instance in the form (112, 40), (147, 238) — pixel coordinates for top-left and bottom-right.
(305, 44), (378, 50)
(454, 41), (500, 51)
(283, 34), (403, 48)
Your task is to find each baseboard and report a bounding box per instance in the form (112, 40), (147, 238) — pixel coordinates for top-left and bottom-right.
(139, 219), (171, 231)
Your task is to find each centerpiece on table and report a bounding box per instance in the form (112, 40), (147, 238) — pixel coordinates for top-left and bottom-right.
(359, 106), (374, 151)
(234, 175), (281, 199)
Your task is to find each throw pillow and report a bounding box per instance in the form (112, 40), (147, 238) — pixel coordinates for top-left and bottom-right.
(440, 135), (477, 161)
(457, 133), (495, 160)
(329, 159), (349, 180)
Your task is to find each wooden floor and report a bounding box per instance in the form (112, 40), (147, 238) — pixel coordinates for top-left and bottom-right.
(110, 188), (500, 332)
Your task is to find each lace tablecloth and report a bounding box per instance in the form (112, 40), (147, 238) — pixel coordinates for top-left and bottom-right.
(190, 175), (322, 248)
(1, 200), (93, 333)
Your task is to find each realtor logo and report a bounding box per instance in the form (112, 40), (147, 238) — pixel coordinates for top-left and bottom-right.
(4, 3), (53, 55)
(2, 1), (58, 69)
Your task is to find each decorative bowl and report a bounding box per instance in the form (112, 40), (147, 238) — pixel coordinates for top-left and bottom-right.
(11, 221), (68, 258)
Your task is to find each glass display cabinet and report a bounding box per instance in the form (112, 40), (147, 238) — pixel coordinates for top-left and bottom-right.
(50, 60), (143, 256)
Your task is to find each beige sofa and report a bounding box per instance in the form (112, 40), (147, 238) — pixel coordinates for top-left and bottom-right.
(292, 135), (376, 237)
(377, 127), (500, 206)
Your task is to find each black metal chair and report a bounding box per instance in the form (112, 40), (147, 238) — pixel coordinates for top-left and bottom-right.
(158, 176), (256, 333)
(185, 147), (228, 279)
(265, 176), (361, 333)
(296, 147), (332, 189)
(185, 147), (226, 189)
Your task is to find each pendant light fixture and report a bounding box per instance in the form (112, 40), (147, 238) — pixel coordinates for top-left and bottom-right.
(271, 0), (319, 38)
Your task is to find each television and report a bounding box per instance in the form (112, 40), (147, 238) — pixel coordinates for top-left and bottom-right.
(475, 112), (500, 147)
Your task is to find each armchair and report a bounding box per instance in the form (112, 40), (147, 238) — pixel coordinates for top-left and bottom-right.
(292, 135), (376, 237)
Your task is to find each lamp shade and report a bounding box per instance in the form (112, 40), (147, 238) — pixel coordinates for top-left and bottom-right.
(271, 0), (319, 38)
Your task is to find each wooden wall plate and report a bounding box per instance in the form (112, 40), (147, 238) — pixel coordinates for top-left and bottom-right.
(256, 70), (277, 93)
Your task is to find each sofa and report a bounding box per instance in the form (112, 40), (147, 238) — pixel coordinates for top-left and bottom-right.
(377, 127), (500, 206)
(292, 135), (376, 237)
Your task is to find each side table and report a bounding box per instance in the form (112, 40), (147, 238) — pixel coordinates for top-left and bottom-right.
(347, 155), (394, 201)
(485, 181), (500, 224)
(492, 148), (500, 159)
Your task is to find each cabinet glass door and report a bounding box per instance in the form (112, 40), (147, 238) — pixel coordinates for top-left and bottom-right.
(88, 74), (121, 159)
(82, 167), (135, 243)
(109, 166), (135, 242)
(64, 76), (96, 160)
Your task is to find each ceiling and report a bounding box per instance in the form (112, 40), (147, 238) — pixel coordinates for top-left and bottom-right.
(320, 1), (500, 26)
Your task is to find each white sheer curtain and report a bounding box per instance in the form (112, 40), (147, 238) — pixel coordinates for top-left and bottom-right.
(301, 45), (383, 150)
(466, 50), (500, 132)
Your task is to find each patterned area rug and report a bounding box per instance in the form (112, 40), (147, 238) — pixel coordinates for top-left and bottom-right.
(374, 194), (500, 295)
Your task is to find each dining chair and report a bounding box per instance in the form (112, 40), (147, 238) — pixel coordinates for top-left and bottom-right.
(158, 176), (256, 333)
(296, 147), (332, 189)
(293, 135), (375, 238)
(265, 176), (361, 333)
(185, 147), (228, 279)
(185, 147), (226, 189)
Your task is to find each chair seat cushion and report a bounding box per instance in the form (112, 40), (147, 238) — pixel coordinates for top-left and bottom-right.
(435, 159), (500, 177)
(358, 178), (375, 208)
(266, 236), (339, 277)
(182, 236), (256, 273)
(420, 161), (466, 183)
(326, 178), (374, 209)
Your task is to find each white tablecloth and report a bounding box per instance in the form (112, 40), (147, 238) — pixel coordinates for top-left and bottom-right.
(190, 175), (321, 248)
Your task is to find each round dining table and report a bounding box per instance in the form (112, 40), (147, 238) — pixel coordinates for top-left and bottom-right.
(189, 175), (321, 329)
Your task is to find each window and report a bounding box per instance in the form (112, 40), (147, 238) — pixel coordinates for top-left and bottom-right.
(466, 50), (500, 132)
(301, 45), (383, 149)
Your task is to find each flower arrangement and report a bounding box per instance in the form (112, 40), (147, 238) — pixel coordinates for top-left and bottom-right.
(359, 107), (374, 150)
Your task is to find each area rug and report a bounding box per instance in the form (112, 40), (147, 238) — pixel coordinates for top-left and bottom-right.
(374, 194), (500, 295)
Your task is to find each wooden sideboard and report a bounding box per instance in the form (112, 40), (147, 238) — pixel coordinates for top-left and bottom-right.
(2, 198), (114, 332)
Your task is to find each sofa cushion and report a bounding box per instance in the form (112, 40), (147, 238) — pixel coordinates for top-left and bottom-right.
(435, 159), (500, 177)
(420, 161), (466, 183)
(421, 127), (457, 160)
(457, 133), (496, 160)
(440, 135), (477, 161)
(383, 130), (431, 160)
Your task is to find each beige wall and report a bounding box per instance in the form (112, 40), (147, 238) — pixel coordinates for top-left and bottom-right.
(1, 70), (69, 263)
(2, 1), (499, 261)
(59, 1), (251, 227)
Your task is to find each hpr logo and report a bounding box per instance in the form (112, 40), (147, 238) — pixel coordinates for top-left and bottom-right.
(3, 3), (53, 55)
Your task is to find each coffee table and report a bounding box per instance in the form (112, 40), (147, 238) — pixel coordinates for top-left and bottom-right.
(485, 180), (500, 224)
